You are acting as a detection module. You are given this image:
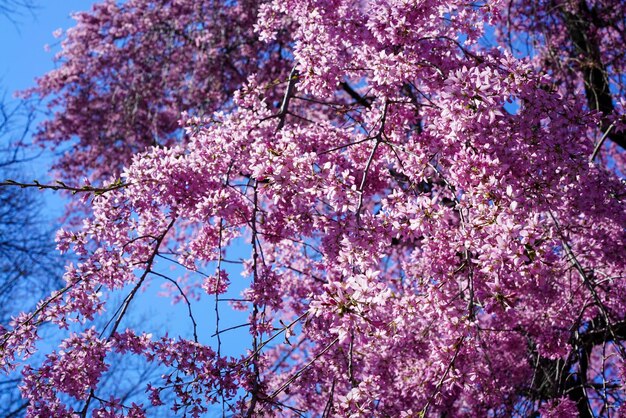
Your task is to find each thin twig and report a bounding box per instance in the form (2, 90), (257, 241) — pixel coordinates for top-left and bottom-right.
(101, 219), (176, 339)
(590, 121), (616, 162)
(268, 337), (339, 400)
(246, 182), (261, 418)
(421, 336), (465, 416)
(215, 217), (226, 416)
(150, 271), (198, 343)
(211, 322), (251, 337)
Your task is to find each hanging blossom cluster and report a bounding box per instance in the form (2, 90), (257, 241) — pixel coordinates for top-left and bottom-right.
(4, 0), (626, 416)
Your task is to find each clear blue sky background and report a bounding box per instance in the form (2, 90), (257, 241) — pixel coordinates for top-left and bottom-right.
(1, 2), (92, 92)
(1, 2), (97, 192)
(1, 4), (253, 411)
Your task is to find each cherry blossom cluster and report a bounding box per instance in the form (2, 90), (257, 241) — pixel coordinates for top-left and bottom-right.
(4, 0), (625, 416)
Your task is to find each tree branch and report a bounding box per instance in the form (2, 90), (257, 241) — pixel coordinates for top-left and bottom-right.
(561, 1), (626, 150)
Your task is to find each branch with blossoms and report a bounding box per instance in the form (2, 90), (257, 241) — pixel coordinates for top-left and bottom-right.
(4, 0), (626, 416)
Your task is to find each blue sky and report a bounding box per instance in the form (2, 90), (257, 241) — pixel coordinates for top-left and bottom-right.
(1, 2), (94, 92)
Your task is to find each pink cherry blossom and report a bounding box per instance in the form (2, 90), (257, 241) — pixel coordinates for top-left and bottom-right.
(3, 0), (625, 416)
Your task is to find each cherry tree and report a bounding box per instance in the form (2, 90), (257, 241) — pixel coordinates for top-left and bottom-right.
(2, 0), (625, 416)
